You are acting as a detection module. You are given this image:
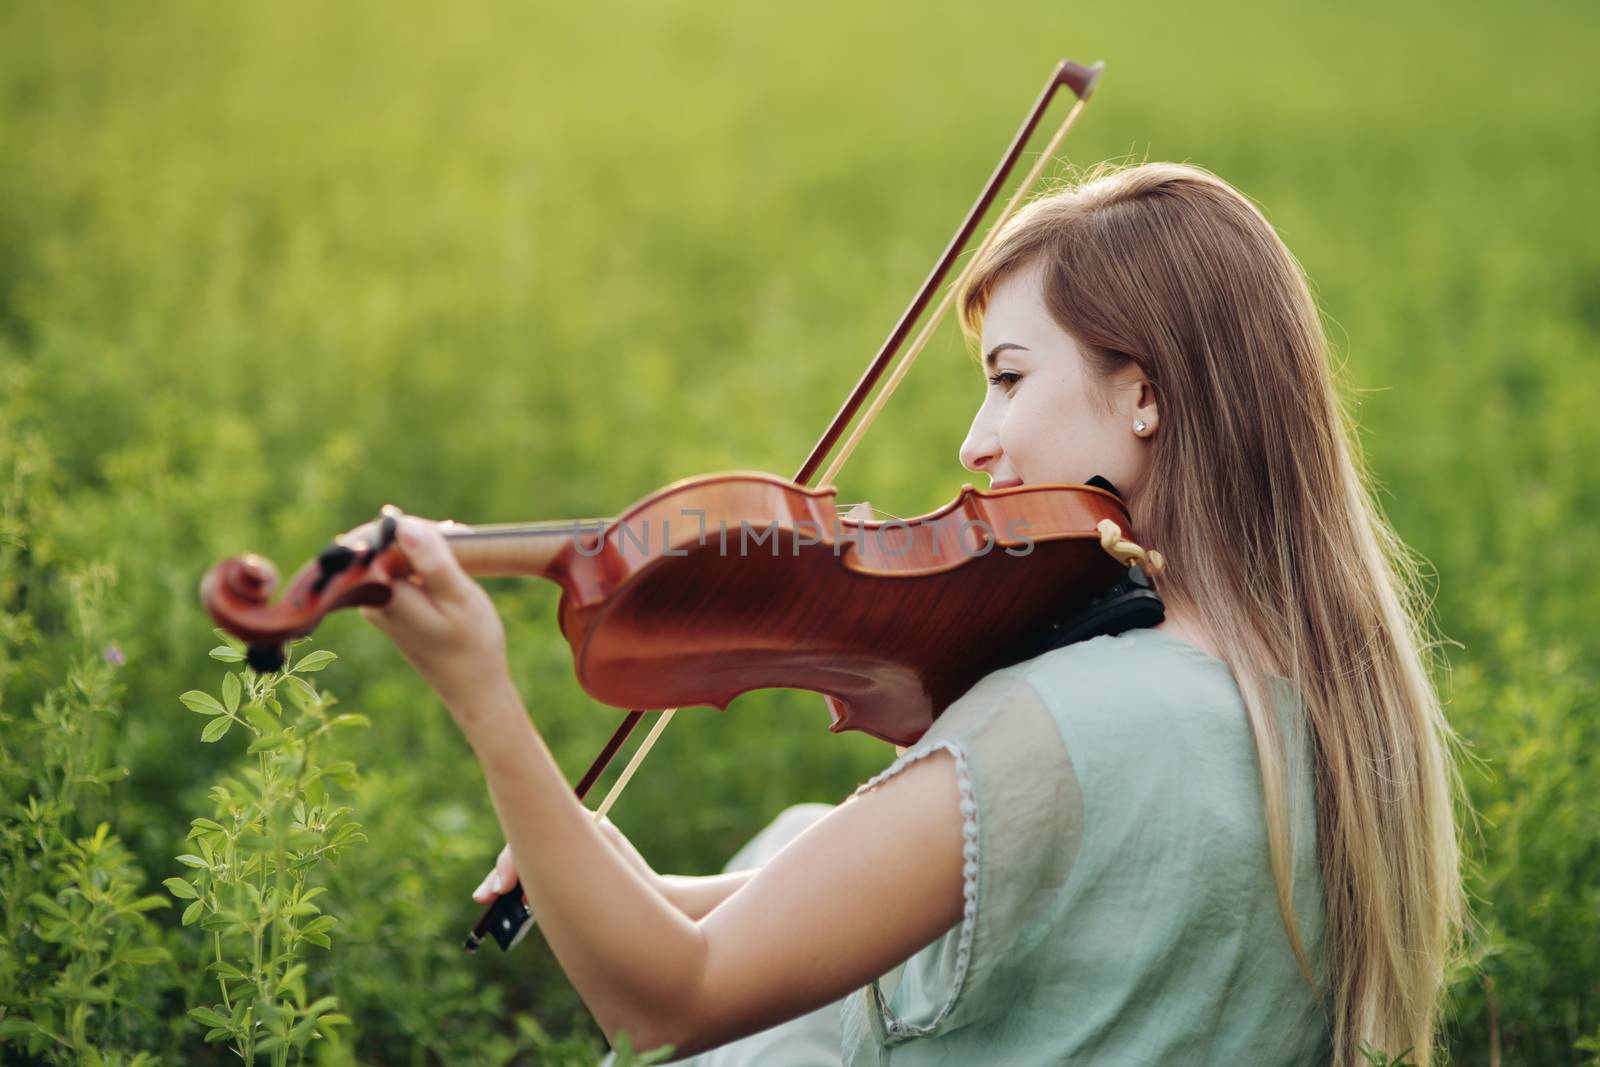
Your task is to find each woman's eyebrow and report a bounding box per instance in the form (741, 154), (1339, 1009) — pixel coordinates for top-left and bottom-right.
(984, 342), (1029, 372)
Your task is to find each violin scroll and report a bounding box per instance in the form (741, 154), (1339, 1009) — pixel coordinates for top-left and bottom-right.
(201, 509), (407, 672)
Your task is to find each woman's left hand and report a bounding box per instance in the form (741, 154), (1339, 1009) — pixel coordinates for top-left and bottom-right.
(357, 513), (511, 722)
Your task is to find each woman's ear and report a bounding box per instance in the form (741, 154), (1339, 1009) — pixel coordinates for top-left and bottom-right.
(1132, 376), (1159, 436)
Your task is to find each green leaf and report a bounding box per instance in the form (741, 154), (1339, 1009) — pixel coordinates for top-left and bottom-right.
(253, 1036), (284, 1054)
(322, 760), (358, 788)
(213, 628), (247, 652)
(0, 1019), (39, 1038)
(206, 961), (249, 981)
(182, 899), (205, 926)
(130, 894), (172, 912)
(300, 915), (338, 937)
(28, 892), (69, 919)
(209, 645), (246, 662)
(200, 715), (233, 743)
(180, 690), (226, 716)
(175, 853), (208, 868)
(190, 817), (227, 834)
(244, 699), (280, 732)
(187, 1006), (231, 1029)
(246, 731), (288, 753)
(163, 877), (198, 899)
(223, 672), (241, 713)
(304, 995), (339, 1018)
(328, 712), (371, 731)
(292, 650), (337, 673)
(282, 674), (319, 711)
(123, 946), (171, 966)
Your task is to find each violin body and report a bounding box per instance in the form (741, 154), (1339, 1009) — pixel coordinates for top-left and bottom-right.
(203, 472), (1138, 746)
(549, 473), (1130, 745)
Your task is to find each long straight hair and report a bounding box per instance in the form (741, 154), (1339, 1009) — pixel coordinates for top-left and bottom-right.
(955, 161), (1468, 1067)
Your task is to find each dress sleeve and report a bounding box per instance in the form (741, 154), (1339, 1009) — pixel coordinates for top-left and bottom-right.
(841, 671), (1083, 1047)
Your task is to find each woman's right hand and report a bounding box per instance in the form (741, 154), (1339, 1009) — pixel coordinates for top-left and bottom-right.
(471, 816), (665, 905)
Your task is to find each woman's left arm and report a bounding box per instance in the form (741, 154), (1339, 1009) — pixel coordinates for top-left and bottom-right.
(362, 516), (967, 1056)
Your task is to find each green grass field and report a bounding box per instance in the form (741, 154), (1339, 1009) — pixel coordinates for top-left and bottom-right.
(2, 2), (1596, 1063)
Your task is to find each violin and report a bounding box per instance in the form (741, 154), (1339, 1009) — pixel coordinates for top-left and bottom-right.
(202, 472), (1157, 747)
(198, 58), (1159, 953)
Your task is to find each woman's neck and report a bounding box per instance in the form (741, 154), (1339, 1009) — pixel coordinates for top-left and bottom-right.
(1154, 605), (1285, 678)
(1151, 607), (1224, 663)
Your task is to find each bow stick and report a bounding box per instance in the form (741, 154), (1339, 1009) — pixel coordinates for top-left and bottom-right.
(465, 57), (1105, 952)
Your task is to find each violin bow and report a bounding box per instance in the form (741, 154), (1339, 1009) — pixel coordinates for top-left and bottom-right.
(465, 58), (1104, 952)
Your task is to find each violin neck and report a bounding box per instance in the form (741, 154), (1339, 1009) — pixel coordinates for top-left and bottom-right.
(442, 520), (608, 580)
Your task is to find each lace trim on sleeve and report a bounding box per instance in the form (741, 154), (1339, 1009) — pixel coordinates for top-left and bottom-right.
(851, 740), (979, 1039)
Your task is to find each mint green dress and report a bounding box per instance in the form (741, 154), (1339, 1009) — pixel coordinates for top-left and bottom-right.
(661, 628), (1333, 1067)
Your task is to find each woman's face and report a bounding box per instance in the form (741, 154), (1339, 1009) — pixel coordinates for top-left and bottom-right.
(959, 260), (1158, 503)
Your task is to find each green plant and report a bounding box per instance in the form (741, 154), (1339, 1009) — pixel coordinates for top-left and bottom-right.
(313, 760), (576, 1065)
(0, 820), (172, 1065)
(0, 467), (176, 1064)
(1578, 1025), (1600, 1067)
(165, 636), (367, 1064)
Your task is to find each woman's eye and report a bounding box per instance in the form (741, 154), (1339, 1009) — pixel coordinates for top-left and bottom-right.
(987, 371), (1022, 390)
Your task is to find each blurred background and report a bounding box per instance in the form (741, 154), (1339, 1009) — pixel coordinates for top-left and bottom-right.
(1, 1), (1595, 1063)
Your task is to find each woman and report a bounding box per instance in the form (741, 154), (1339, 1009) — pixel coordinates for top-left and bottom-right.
(361, 161), (1468, 1066)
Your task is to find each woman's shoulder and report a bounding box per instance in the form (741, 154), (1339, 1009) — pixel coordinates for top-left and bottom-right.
(1011, 627), (1242, 709)
(920, 627), (1246, 752)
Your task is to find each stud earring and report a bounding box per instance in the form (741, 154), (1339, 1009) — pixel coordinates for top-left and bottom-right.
(1133, 419), (1148, 433)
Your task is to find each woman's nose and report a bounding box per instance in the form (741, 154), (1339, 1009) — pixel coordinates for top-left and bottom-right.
(959, 430), (1000, 476)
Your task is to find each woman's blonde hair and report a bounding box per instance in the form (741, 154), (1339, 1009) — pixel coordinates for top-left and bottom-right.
(956, 161), (1468, 1066)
